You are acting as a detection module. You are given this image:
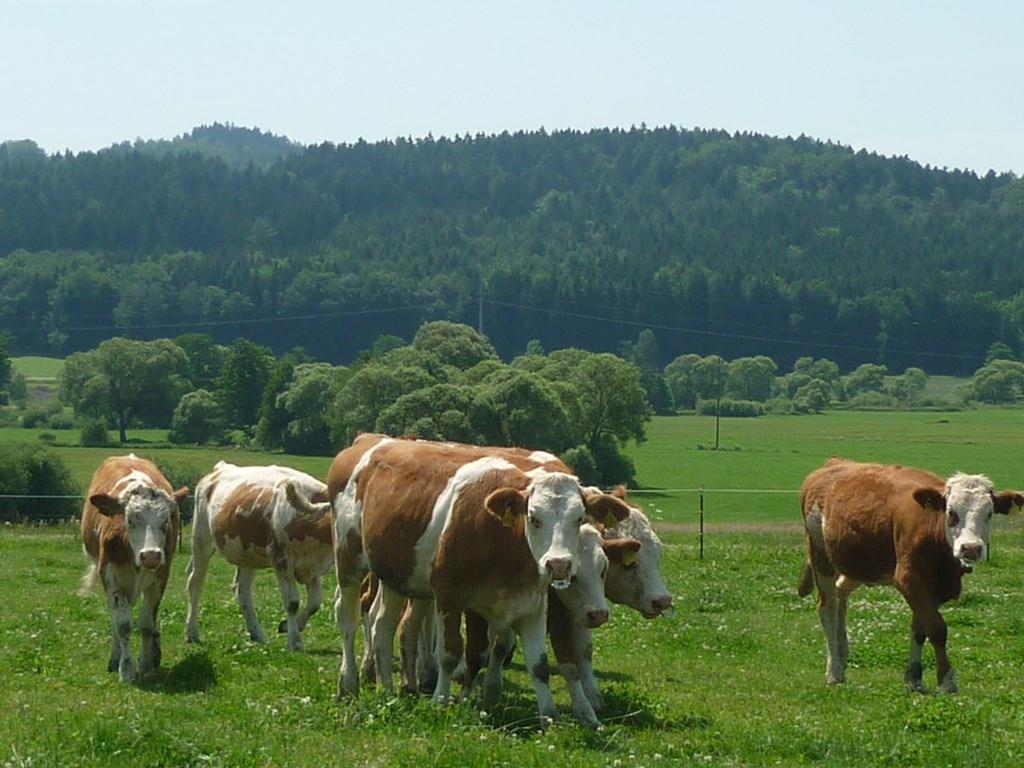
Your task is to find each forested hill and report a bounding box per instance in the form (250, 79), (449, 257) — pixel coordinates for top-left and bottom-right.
(2, 125), (1023, 373)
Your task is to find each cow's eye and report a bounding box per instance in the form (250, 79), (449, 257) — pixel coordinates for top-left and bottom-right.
(947, 512), (960, 527)
(600, 565), (608, 580)
(528, 514), (542, 529)
(574, 517), (583, 527)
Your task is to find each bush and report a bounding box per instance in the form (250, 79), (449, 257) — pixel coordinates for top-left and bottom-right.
(80, 419), (111, 447)
(223, 429), (251, 448)
(697, 399), (763, 417)
(848, 391), (896, 410)
(21, 407), (51, 428)
(169, 389), (222, 445)
(0, 444), (80, 521)
(763, 397), (797, 415)
(47, 411), (76, 430)
(561, 445), (599, 487)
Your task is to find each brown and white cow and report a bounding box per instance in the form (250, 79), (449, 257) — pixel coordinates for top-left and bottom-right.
(464, 485), (674, 727)
(79, 454), (189, 682)
(185, 462), (332, 651)
(799, 458), (1023, 692)
(327, 434), (630, 725)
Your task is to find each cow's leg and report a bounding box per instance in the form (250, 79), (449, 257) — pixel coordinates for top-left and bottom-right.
(926, 608), (956, 693)
(805, 512), (843, 683)
(139, 580), (164, 674)
(360, 583), (382, 682)
(335, 581), (363, 698)
(463, 609), (490, 694)
(369, 583), (406, 692)
(905, 612), (927, 692)
(416, 602), (438, 693)
(297, 576), (323, 631)
(184, 521), (215, 643)
(398, 597), (433, 694)
(234, 567), (266, 643)
(835, 575), (860, 669)
(548, 597), (600, 727)
(513, 608), (558, 726)
(432, 609), (464, 704)
(814, 574), (844, 683)
(577, 628), (603, 713)
(273, 565), (303, 651)
(107, 588), (136, 682)
(481, 625), (516, 708)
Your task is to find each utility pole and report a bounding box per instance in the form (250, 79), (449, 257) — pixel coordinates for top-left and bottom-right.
(477, 262), (485, 335)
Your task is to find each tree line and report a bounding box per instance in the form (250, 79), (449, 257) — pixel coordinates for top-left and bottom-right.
(0, 323), (1003, 488)
(2, 126), (1024, 373)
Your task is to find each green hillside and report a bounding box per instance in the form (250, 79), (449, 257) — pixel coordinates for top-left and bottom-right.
(2, 126), (1023, 372)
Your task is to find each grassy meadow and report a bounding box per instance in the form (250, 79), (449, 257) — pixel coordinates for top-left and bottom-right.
(3, 410), (1024, 766)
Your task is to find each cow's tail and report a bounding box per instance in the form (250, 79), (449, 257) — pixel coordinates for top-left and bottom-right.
(797, 559), (815, 597)
(285, 481), (331, 521)
(78, 562), (100, 597)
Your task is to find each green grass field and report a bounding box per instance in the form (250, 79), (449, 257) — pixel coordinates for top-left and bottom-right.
(11, 356), (64, 380)
(3, 411), (1024, 766)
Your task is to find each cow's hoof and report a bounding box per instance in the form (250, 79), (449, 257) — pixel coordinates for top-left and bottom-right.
(107, 658), (119, 673)
(249, 631), (267, 644)
(940, 670), (958, 694)
(119, 662), (136, 683)
(906, 678), (925, 693)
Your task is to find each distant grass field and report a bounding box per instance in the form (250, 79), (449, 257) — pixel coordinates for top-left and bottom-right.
(11, 355), (64, 380)
(625, 409), (1024, 527)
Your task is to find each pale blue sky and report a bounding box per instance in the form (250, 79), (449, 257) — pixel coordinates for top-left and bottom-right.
(3, 1), (1021, 173)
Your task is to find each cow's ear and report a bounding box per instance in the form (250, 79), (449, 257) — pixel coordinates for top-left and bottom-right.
(485, 487), (528, 527)
(171, 486), (190, 506)
(610, 484), (628, 500)
(603, 536), (641, 567)
(90, 494), (123, 517)
(913, 488), (946, 512)
(993, 491), (1024, 515)
(310, 488), (330, 505)
(584, 491), (631, 529)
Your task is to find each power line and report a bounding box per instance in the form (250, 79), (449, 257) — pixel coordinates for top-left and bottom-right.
(483, 298), (984, 362)
(49, 304), (431, 334)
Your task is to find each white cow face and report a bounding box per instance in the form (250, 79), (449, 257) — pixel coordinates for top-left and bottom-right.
(555, 525), (610, 628)
(92, 484), (188, 569)
(603, 507), (674, 618)
(914, 474), (1023, 568)
(486, 473), (632, 589)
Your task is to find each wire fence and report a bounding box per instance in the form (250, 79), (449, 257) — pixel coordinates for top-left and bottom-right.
(1, 489), (805, 561)
(0, 494), (198, 525)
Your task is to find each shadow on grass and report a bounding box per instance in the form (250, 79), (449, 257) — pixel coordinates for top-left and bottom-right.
(597, 685), (712, 731)
(479, 677), (711, 739)
(139, 650), (217, 694)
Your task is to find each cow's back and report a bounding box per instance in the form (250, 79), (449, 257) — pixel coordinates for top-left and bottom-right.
(357, 440), (506, 596)
(204, 464), (330, 571)
(431, 465), (538, 617)
(805, 460), (944, 584)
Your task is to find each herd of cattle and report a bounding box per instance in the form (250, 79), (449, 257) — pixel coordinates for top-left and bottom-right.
(78, 436), (1022, 726)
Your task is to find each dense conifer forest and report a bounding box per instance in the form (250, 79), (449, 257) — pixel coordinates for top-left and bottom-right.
(2, 125), (1023, 372)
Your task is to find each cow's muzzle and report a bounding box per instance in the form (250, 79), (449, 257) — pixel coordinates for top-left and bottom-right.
(138, 550), (163, 570)
(585, 608), (609, 628)
(642, 594), (674, 619)
(958, 542), (983, 562)
(545, 557), (574, 589)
